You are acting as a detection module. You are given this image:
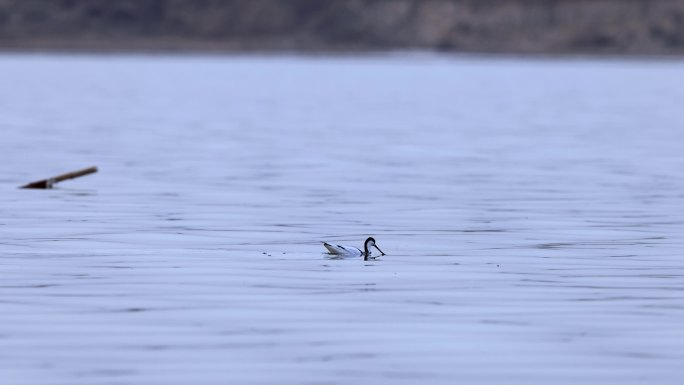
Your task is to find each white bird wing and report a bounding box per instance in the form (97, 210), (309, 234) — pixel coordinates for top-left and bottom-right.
(323, 242), (361, 256)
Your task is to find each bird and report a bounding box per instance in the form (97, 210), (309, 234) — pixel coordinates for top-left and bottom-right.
(323, 237), (386, 261)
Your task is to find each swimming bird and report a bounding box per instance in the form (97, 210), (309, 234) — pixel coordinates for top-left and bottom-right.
(323, 237), (386, 261)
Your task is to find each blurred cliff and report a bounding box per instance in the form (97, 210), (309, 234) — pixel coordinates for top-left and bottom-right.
(1, 0), (683, 54)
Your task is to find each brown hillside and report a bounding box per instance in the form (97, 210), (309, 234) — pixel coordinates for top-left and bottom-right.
(0, 0), (683, 54)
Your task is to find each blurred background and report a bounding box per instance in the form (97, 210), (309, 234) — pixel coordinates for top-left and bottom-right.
(1, 0), (683, 54)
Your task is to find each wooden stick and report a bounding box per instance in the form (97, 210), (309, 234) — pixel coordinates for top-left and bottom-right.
(20, 166), (98, 189)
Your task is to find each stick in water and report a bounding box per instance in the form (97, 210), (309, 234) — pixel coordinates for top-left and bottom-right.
(20, 166), (98, 189)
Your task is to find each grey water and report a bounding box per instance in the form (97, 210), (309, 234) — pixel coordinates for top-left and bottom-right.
(1, 53), (684, 384)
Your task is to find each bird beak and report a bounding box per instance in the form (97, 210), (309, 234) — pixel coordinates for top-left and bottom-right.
(374, 245), (386, 256)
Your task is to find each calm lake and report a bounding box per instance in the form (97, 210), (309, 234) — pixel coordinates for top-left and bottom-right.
(1, 53), (684, 384)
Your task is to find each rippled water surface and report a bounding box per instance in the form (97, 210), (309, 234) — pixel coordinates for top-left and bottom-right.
(2, 54), (684, 384)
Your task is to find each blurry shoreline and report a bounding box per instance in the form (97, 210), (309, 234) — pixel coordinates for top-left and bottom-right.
(2, 45), (684, 62)
(2, 40), (684, 58)
(1, 0), (684, 56)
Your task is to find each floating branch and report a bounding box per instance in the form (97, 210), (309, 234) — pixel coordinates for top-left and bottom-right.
(20, 166), (98, 189)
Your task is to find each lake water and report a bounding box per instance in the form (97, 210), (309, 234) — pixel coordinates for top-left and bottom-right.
(1, 53), (684, 384)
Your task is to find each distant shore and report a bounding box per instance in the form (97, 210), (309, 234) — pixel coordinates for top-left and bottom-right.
(1, 0), (683, 55)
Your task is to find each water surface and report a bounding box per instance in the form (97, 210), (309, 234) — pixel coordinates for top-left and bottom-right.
(1, 54), (684, 384)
